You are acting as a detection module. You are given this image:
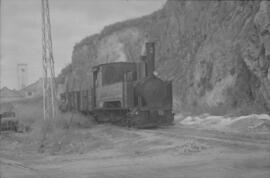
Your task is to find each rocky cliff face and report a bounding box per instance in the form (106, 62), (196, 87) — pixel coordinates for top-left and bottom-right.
(59, 0), (270, 115)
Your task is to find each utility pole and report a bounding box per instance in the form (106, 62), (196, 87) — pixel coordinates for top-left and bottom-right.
(41, 0), (56, 121)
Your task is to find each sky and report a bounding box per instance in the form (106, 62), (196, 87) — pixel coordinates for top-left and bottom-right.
(1, 0), (166, 90)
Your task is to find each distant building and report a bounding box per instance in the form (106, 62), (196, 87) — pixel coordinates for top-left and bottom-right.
(19, 78), (43, 98)
(0, 87), (23, 102)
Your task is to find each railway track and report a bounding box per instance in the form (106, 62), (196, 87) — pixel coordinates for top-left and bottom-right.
(143, 125), (270, 149)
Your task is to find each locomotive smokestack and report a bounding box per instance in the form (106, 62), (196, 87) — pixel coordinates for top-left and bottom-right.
(137, 55), (147, 80)
(145, 42), (155, 76)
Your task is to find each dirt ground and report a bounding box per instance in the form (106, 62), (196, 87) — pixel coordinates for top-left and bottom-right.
(1, 99), (270, 178)
(1, 124), (270, 178)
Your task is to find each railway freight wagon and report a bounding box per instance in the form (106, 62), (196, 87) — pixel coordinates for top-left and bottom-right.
(59, 42), (174, 128)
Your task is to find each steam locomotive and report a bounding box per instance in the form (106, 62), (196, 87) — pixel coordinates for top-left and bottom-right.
(59, 42), (174, 128)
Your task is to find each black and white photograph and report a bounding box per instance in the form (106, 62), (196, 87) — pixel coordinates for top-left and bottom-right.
(0, 0), (270, 177)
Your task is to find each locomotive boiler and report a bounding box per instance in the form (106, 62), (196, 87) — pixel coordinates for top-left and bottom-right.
(60, 42), (174, 128)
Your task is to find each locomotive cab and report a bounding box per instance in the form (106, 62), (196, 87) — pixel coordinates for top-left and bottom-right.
(92, 62), (137, 110)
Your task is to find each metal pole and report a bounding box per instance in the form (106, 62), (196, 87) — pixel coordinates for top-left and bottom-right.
(41, 0), (56, 121)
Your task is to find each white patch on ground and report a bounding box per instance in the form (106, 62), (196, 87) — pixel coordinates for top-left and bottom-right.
(179, 113), (270, 132)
